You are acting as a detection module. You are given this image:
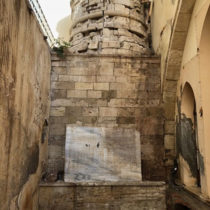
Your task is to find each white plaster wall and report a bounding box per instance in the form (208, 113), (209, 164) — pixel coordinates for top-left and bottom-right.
(151, 0), (179, 83)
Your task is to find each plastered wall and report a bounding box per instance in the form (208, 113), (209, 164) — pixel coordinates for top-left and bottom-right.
(151, 0), (179, 83)
(0, 0), (51, 209)
(151, 0), (210, 199)
(151, 0), (210, 200)
(177, 0), (210, 197)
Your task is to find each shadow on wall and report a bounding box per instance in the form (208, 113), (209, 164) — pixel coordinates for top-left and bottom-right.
(174, 203), (191, 210)
(176, 83), (201, 187)
(56, 15), (71, 42)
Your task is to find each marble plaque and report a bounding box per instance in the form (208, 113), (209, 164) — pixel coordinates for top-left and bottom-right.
(64, 126), (141, 183)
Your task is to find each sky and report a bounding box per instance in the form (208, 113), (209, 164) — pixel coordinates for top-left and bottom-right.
(38, 0), (71, 38)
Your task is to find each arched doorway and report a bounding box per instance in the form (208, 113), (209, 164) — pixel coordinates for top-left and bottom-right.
(177, 82), (200, 187)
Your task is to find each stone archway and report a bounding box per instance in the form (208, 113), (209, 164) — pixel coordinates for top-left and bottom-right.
(167, 0), (210, 196)
(162, 0), (210, 171)
(162, 0), (196, 168)
(163, 0), (196, 114)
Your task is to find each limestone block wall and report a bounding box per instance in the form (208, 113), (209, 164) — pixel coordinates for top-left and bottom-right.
(39, 182), (166, 210)
(68, 0), (149, 55)
(0, 0), (51, 209)
(48, 53), (165, 181)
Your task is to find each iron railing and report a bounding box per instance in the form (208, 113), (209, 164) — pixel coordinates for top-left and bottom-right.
(28, 0), (56, 47)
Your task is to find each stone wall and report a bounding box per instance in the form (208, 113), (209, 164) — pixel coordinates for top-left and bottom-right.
(39, 182), (166, 210)
(0, 0), (51, 209)
(48, 53), (165, 181)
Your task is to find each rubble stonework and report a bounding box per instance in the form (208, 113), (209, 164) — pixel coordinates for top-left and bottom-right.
(68, 0), (149, 55)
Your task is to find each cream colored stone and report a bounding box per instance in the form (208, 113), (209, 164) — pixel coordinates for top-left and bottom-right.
(51, 99), (89, 107)
(88, 40), (99, 49)
(59, 75), (96, 82)
(67, 90), (87, 98)
(52, 81), (75, 90)
(68, 41), (88, 53)
(103, 28), (113, 36)
(164, 121), (175, 134)
(164, 135), (175, 150)
(99, 107), (118, 117)
(99, 63), (114, 75)
(82, 107), (98, 116)
(68, 67), (97, 76)
(75, 82), (93, 90)
(100, 48), (118, 55)
(88, 90), (102, 98)
(102, 41), (121, 48)
(110, 82), (136, 90)
(51, 73), (58, 81)
(94, 83), (109, 90)
(52, 67), (67, 74)
(50, 107), (65, 117)
(108, 99), (125, 107)
(115, 76), (127, 82)
(97, 75), (115, 82)
(116, 90), (137, 98)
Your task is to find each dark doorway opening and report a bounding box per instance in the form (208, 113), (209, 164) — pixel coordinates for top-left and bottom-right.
(174, 203), (191, 210)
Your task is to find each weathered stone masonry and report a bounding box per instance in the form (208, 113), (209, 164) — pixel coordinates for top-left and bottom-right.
(69, 0), (149, 55)
(49, 54), (164, 181)
(42, 0), (167, 209)
(48, 0), (165, 182)
(39, 182), (166, 210)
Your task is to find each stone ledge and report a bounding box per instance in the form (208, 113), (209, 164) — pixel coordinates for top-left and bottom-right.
(39, 181), (166, 209)
(184, 186), (210, 204)
(169, 185), (210, 209)
(51, 51), (161, 61)
(39, 181), (166, 187)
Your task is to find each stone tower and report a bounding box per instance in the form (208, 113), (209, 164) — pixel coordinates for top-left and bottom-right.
(68, 0), (149, 55)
